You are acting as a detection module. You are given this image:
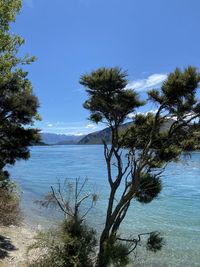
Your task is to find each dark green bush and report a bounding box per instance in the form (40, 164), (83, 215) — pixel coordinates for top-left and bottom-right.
(28, 218), (97, 267)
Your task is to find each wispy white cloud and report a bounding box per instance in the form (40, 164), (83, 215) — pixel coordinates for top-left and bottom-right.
(126, 73), (167, 92)
(127, 109), (158, 119)
(36, 121), (102, 135)
(73, 132), (85, 136)
(85, 124), (97, 130)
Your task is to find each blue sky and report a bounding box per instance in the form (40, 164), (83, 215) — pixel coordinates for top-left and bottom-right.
(13, 0), (200, 135)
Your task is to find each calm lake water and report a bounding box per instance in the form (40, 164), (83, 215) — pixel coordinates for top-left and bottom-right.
(8, 145), (200, 267)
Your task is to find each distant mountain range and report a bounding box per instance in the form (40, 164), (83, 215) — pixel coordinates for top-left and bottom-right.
(78, 119), (175, 145)
(40, 119), (175, 146)
(40, 133), (84, 145)
(78, 122), (132, 144)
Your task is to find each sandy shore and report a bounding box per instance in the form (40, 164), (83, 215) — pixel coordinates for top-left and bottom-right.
(0, 224), (36, 267)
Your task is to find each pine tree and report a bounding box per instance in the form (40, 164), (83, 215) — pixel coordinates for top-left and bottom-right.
(80, 66), (200, 266)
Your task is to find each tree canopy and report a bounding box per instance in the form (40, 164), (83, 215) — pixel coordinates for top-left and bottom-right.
(80, 67), (144, 125)
(81, 66), (200, 267)
(0, 0), (40, 185)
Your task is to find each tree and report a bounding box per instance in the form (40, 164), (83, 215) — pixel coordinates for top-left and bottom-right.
(0, 0), (40, 187)
(80, 66), (200, 266)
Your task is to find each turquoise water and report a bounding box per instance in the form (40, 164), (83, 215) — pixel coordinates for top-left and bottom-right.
(8, 145), (200, 266)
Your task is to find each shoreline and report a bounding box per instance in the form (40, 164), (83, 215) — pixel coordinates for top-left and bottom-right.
(0, 223), (36, 267)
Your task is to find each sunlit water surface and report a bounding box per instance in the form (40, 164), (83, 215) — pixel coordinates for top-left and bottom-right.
(8, 145), (200, 267)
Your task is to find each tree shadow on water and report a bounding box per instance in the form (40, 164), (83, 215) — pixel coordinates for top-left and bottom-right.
(0, 235), (17, 259)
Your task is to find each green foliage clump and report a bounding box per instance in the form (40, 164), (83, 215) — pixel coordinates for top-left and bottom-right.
(135, 173), (162, 204)
(80, 67), (144, 125)
(122, 113), (157, 149)
(157, 145), (182, 162)
(103, 236), (130, 267)
(0, 170), (10, 188)
(181, 139), (196, 151)
(146, 232), (165, 253)
(29, 218), (97, 267)
(0, 0), (40, 188)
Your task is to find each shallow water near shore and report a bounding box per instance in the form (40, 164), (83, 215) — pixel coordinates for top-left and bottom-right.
(8, 145), (200, 266)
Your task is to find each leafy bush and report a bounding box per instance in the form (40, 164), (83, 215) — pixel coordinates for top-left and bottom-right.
(29, 178), (97, 267)
(103, 236), (130, 267)
(28, 218), (97, 267)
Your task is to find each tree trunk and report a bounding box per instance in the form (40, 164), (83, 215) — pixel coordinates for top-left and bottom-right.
(96, 229), (109, 267)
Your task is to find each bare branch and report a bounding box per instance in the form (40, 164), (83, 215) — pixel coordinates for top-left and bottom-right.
(117, 232), (155, 255)
(50, 186), (71, 217)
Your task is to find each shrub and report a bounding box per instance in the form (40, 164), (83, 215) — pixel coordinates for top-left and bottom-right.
(0, 187), (22, 226)
(28, 179), (97, 267)
(28, 218), (97, 267)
